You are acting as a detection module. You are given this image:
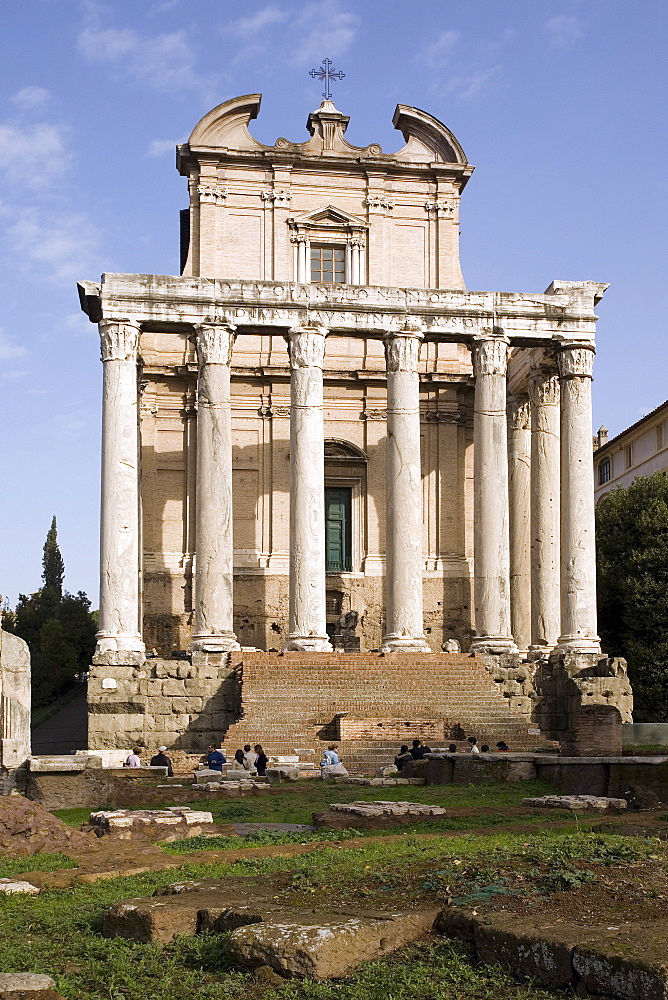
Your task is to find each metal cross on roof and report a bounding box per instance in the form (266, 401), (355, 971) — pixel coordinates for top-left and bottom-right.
(309, 58), (345, 101)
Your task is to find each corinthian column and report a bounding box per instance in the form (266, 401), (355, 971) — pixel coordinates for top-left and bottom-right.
(528, 366), (561, 650)
(97, 319), (144, 654)
(283, 325), (332, 652)
(557, 344), (601, 652)
(190, 323), (239, 653)
(380, 325), (431, 653)
(507, 395), (531, 651)
(470, 336), (517, 654)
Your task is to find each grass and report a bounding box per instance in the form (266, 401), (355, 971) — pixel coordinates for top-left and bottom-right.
(1, 829), (651, 1000)
(0, 853), (76, 879)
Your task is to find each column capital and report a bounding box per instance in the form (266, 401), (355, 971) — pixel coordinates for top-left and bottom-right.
(471, 335), (509, 377)
(557, 343), (595, 379)
(286, 325), (327, 369)
(528, 368), (560, 407)
(195, 323), (237, 366)
(383, 324), (424, 373)
(99, 319), (140, 362)
(507, 394), (531, 430)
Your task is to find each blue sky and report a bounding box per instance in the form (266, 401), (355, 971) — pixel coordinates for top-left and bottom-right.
(1, 0), (666, 606)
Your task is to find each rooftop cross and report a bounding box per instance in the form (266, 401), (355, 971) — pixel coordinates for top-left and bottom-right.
(309, 58), (345, 101)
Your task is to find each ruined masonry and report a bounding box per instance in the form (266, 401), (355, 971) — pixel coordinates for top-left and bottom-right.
(77, 94), (632, 761)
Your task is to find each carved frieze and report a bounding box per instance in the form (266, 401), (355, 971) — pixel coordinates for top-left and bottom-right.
(99, 320), (140, 362)
(195, 323), (237, 365)
(360, 408), (387, 421)
(424, 200), (454, 215)
(557, 345), (595, 379)
(424, 410), (467, 425)
(365, 195), (395, 211)
(286, 326), (327, 369)
(471, 336), (509, 377)
(197, 184), (228, 205)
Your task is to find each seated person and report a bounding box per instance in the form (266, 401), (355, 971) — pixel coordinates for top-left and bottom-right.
(467, 737), (480, 754)
(448, 743), (458, 753)
(410, 739), (433, 760)
(496, 741), (510, 752)
(480, 744), (490, 754)
(149, 745), (173, 776)
(124, 748), (141, 767)
(206, 745), (226, 772)
(394, 745), (412, 770)
(320, 744), (348, 778)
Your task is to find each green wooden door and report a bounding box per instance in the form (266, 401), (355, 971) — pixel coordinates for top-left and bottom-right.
(325, 487), (352, 572)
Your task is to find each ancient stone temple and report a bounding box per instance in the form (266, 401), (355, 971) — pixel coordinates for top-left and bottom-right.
(78, 95), (632, 759)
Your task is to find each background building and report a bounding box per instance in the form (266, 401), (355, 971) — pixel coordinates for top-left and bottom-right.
(594, 402), (668, 503)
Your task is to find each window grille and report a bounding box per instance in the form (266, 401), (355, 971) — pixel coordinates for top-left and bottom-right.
(311, 244), (345, 283)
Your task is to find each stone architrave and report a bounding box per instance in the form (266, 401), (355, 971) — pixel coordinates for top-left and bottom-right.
(556, 344), (601, 653)
(380, 326), (431, 653)
(282, 325), (332, 651)
(528, 367), (561, 650)
(191, 323), (240, 653)
(507, 395), (531, 651)
(470, 336), (517, 654)
(97, 320), (144, 654)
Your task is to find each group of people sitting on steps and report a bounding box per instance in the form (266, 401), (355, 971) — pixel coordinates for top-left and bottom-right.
(205, 743), (269, 776)
(395, 737), (510, 770)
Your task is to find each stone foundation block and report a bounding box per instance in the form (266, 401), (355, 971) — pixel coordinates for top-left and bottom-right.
(0, 973), (60, 998)
(474, 915), (577, 988)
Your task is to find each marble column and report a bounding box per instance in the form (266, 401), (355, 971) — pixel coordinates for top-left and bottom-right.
(470, 336), (517, 654)
(380, 325), (431, 653)
(190, 323), (239, 653)
(507, 394), (531, 652)
(557, 344), (601, 652)
(283, 325), (332, 652)
(97, 319), (144, 654)
(529, 367), (561, 650)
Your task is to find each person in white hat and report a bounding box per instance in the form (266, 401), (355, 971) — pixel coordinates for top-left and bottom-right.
(149, 745), (173, 776)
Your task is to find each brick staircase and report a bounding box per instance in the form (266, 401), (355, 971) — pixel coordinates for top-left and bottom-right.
(223, 652), (552, 775)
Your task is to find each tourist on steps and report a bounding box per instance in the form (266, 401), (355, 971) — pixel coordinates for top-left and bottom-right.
(242, 744), (257, 770)
(206, 745), (226, 771)
(410, 738), (432, 760)
(320, 744), (348, 778)
(254, 744), (268, 776)
(123, 747), (142, 767)
(150, 745), (173, 776)
(467, 737), (480, 754)
(395, 745), (413, 770)
(480, 744), (490, 753)
(496, 741), (510, 752)
(234, 748), (246, 767)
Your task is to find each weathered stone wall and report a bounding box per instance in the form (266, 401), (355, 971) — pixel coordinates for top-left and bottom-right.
(87, 652), (242, 751)
(0, 628), (31, 793)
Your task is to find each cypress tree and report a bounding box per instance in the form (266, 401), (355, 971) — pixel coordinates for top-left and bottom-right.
(42, 515), (64, 597)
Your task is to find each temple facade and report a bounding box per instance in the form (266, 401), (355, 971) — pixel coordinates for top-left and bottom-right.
(78, 95), (632, 756)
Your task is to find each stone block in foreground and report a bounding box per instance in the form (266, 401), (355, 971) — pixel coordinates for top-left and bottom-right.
(224, 909), (439, 979)
(522, 794), (627, 812)
(0, 972), (61, 998)
(88, 807), (214, 840)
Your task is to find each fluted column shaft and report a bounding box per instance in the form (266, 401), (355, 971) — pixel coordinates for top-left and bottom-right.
(529, 368), (561, 649)
(283, 326), (332, 652)
(380, 327), (431, 653)
(191, 324), (239, 652)
(507, 395), (531, 651)
(557, 344), (601, 652)
(470, 336), (517, 654)
(97, 320), (144, 654)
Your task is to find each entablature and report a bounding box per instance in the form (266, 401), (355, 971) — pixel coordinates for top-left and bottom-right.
(78, 274), (606, 349)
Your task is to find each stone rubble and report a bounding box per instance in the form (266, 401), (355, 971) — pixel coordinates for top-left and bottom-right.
(522, 795), (628, 812)
(346, 776), (425, 787)
(0, 878), (40, 895)
(0, 972), (60, 997)
(89, 806), (214, 840)
(328, 800), (446, 818)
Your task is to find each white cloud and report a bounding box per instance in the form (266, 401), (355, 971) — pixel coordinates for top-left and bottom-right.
(545, 15), (584, 48)
(146, 138), (179, 158)
(423, 30), (460, 69)
(287, 1), (359, 67)
(227, 4), (289, 37)
(0, 329), (28, 360)
(10, 86), (53, 111)
(0, 121), (70, 190)
(449, 65), (502, 101)
(77, 23), (211, 96)
(3, 208), (100, 282)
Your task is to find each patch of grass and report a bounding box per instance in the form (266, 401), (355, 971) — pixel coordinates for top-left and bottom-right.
(0, 853), (76, 879)
(161, 828), (363, 854)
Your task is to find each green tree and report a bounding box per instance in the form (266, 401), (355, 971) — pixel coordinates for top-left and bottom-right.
(596, 473), (668, 721)
(2, 518), (97, 710)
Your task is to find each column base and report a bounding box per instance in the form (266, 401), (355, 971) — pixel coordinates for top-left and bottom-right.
(470, 635), (518, 655)
(556, 634), (601, 654)
(380, 634), (432, 654)
(190, 632), (240, 653)
(95, 632), (145, 655)
(282, 634), (333, 652)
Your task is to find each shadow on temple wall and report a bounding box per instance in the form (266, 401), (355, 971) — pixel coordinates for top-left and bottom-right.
(140, 389), (475, 656)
